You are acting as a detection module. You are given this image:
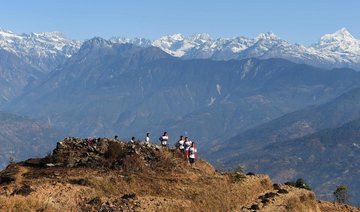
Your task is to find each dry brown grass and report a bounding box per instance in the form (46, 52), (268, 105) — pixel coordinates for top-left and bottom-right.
(283, 194), (320, 212)
(230, 175), (273, 207)
(318, 201), (360, 212)
(259, 186), (321, 212)
(87, 175), (124, 196)
(0, 145), (344, 212)
(0, 196), (56, 212)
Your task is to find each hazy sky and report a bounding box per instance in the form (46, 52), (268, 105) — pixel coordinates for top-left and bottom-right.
(0, 0), (359, 45)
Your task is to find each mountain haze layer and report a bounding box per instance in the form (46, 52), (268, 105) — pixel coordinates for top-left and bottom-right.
(213, 87), (360, 159)
(0, 111), (63, 168)
(6, 40), (360, 145)
(0, 29), (81, 103)
(0, 49), (44, 104)
(211, 87), (360, 203)
(245, 118), (360, 204)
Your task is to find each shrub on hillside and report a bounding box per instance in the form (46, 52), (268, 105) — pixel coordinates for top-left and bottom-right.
(104, 141), (126, 160)
(8, 156), (15, 165)
(51, 152), (65, 164)
(122, 154), (146, 172)
(333, 185), (350, 204)
(230, 165), (246, 183)
(285, 178), (311, 190)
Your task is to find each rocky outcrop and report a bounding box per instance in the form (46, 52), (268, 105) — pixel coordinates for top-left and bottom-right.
(51, 137), (112, 167)
(27, 137), (166, 169)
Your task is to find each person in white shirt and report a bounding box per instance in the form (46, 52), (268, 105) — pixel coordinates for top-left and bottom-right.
(130, 136), (135, 144)
(184, 137), (192, 151)
(159, 132), (168, 147)
(187, 142), (197, 168)
(176, 135), (185, 152)
(145, 132), (150, 144)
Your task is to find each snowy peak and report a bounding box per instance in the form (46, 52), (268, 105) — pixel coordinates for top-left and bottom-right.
(31, 31), (67, 39)
(321, 28), (355, 42)
(152, 33), (190, 57)
(109, 37), (151, 47)
(30, 32), (73, 47)
(336, 28), (354, 37)
(151, 33), (252, 58)
(256, 32), (280, 41)
(314, 28), (360, 53)
(167, 33), (185, 41)
(0, 28), (81, 72)
(0, 28), (22, 39)
(153, 32), (285, 59)
(190, 33), (211, 42)
(152, 33), (185, 46)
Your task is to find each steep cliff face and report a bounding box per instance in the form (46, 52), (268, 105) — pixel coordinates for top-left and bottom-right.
(0, 138), (357, 211)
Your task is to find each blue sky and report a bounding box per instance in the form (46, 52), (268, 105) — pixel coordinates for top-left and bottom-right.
(0, 0), (359, 45)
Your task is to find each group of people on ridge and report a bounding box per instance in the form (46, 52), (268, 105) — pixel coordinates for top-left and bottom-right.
(175, 135), (197, 168)
(125, 132), (198, 168)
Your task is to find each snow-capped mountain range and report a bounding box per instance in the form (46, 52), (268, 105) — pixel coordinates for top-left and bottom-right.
(110, 28), (360, 70)
(0, 28), (81, 72)
(1, 27), (360, 71)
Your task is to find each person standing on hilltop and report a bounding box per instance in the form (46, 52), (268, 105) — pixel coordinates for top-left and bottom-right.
(184, 137), (192, 153)
(145, 132), (150, 144)
(187, 142), (197, 168)
(159, 132), (168, 147)
(176, 135), (185, 153)
(130, 136), (135, 144)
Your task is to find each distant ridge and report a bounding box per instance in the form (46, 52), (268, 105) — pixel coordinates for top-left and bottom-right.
(1, 27), (360, 71)
(111, 28), (360, 70)
(0, 28), (80, 72)
(211, 87), (360, 204)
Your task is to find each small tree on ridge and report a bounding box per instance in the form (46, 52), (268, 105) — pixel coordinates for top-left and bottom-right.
(333, 185), (350, 204)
